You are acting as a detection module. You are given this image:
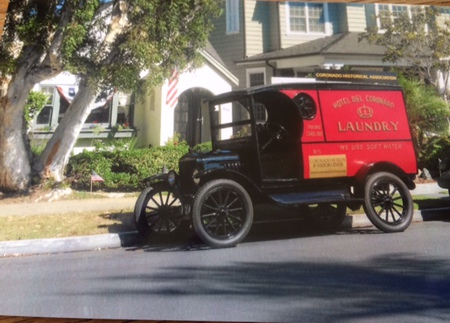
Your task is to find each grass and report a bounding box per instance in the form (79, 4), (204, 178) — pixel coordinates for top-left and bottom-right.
(0, 209), (135, 241)
(0, 194), (448, 242)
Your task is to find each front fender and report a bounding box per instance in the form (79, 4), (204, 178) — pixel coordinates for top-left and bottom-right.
(194, 168), (267, 203)
(142, 171), (179, 187)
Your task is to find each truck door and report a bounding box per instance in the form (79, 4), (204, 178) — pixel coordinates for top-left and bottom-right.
(280, 90), (323, 180)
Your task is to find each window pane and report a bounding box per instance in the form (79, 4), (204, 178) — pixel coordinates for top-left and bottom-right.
(86, 90), (113, 124)
(289, 2), (324, 33)
(213, 99), (252, 141)
(378, 4), (391, 29)
(392, 5), (408, 19)
(36, 106), (53, 126)
(289, 3), (306, 32)
(226, 0), (239, 33)
(254, 102), (267, 124)
(308, 3), (325, 33)
(249, 72), (265, 87)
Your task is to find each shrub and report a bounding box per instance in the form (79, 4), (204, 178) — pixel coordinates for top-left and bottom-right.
(66, 143), (190, 191)
(419, 136), (450, 178)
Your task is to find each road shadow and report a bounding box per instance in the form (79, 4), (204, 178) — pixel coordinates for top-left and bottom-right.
(124, 204), (382, 253)
(81, 253), (450, 322)
(120, 200), (450, 252)
(97, 211), (136, 233)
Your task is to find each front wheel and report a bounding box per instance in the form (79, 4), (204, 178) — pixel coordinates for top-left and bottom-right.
(363, 172), (413, 233)
(192, 179), (253, 248)
(134, 183), (184, 236)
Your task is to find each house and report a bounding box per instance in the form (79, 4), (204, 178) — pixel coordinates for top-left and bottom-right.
(133, 44), (238, 148)
(30, 45), (237, 152)
(30, 1), (450, 151)
(209, 1), (450, 89)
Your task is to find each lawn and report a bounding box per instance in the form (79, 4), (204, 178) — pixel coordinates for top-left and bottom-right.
(0, 209), (135, 241)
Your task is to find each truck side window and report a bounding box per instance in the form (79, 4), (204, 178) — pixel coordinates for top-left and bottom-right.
(294, 93), (316, 120)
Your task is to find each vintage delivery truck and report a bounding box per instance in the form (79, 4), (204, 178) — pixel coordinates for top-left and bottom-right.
(134, 82), (418, 248)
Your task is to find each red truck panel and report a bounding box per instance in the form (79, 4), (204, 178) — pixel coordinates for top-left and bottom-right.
(281, 88), (417, 179)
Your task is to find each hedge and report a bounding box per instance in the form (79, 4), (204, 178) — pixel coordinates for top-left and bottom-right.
(65, 143), (190, 191)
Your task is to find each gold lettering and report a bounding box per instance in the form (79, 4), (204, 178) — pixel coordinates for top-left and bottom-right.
(337, 121), (401, 132)
(332, 97), (351, 109)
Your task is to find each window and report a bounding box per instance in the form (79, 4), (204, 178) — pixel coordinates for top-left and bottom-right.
(33, 85), (132, 134)
(247, 68), (267, 123)
(376, 4), (421, 30)
(287, 2), (327, 34)
(212, 99), (252, 141)
(36, 86), (54, 126)
(226, 0), (240, 34)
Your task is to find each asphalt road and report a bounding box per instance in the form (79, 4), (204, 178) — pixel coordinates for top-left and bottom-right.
(1, 220), (450, 322)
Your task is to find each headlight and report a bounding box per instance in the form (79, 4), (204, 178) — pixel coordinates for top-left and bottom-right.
(167, 170), (177, 187)
(192, 169), (200, 185)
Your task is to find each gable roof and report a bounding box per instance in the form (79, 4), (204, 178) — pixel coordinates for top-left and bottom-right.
(236, 32), (387, 65)
(201, 41), (239, 85)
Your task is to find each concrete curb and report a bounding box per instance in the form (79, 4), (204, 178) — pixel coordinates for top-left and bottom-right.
(0, 231), (140, 257)
(0, 210), (440, 257)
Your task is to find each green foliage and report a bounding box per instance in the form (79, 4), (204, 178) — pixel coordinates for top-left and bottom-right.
(92, 136), (138, 152)
(65, 145), (190, 191)
(193, 141), (213, 152)
(361, 7), (450, 92)
(419, 136), (450, 177)
(399, 75), (450, 147)
(63, 0), (222, 93)
(24, 91), (49, 131)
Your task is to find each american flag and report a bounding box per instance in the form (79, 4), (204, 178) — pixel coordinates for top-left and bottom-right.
(91, 170), (104, 182)
(166, 69), (179, 108)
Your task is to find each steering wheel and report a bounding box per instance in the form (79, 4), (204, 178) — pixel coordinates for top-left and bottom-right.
(260, 122), (289, 152)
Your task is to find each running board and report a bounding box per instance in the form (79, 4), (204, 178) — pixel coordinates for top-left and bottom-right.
(268, 189), (351, 206)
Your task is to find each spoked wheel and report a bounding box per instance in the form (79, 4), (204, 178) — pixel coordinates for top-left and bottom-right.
(306, 203), (347, 231)
(363, 172), (413, 233)
(192, 179), (253, 248)
(134, 183), (184, 236)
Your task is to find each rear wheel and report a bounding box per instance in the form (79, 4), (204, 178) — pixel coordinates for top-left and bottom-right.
(306, 203), (347, 231)
(134, 183), (184, 236)
(363, 172), (413, 232)
(192, 179), (253, 248)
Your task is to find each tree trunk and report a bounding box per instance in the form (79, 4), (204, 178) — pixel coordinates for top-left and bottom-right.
(0, 75), (35, 192)
(36, 82), (98, 182)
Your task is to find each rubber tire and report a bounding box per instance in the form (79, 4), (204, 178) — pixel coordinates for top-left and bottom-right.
(192, 179), (253, 248)
(363, 172), (413, 233)
(306, 203), (347, 231)
(134, 183), (184, 236)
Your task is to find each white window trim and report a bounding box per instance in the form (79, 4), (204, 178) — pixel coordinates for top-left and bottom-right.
(246, 67), (266, 88)
(375, 4), (423, 32)
(226, 0), (240, 35)
(32, 86), (124, 132)
(286, 2), (331, 36)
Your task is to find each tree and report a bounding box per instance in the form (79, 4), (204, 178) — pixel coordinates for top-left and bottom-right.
(0, 0), (221, 192)
(360, 7), (450, 100)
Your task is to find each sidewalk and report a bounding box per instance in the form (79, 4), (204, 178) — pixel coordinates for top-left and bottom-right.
(0, 183), (448, 257)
